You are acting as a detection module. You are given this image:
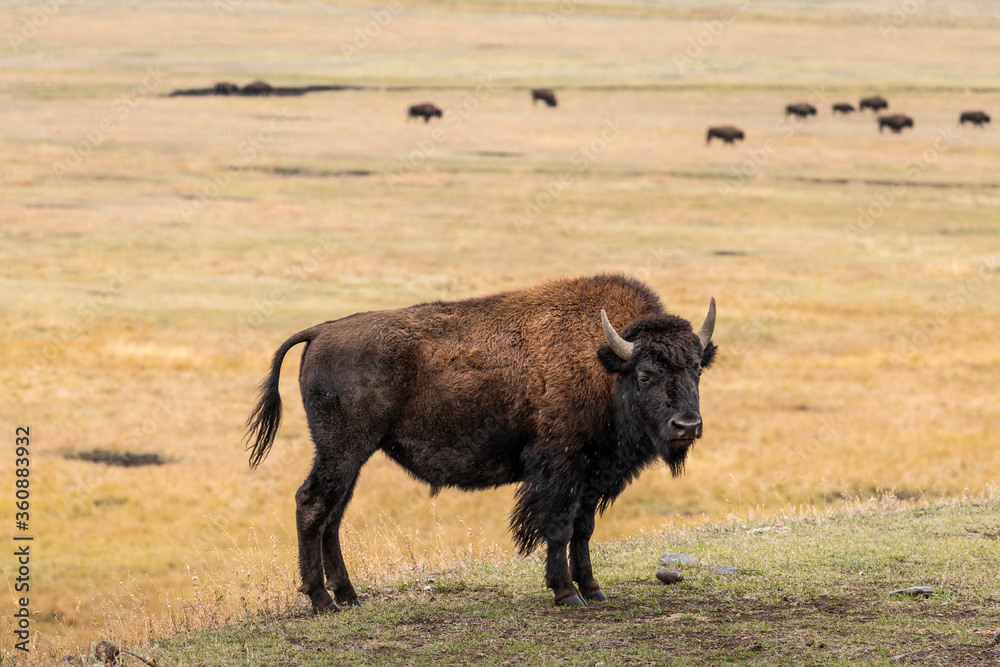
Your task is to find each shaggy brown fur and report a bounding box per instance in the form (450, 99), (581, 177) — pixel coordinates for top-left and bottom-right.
(531, 88), (558, 107)
(407, 103), (443, 122)
(706, 125), (745, 144)
(860, 95), (889, 112)
(785, 103), (817, 118)
(960, 110), (990, 127)
(246, 275), (717, 611)
(879, 113), (914, 133)
(832, 102), (856, 114)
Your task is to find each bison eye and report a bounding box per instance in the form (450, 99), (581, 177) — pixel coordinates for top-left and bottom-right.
(697, 368), (703, 377)
(638, 371), (651, 384)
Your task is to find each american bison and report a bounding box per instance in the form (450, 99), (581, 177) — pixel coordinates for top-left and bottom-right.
(246, 275), (717, 611)
(214, 82), (240, 95)
(960, 111), (990, 127)
(531, 88), (558, 107)
(785, 103), (817, 118)
(408, 103), (443, 122)
(241, 80), (273, 96)
(832, 103), (856, 114)
(879, 114), (914, 133)
(860, 96), (889, 112)
(706, 126), (745, 144)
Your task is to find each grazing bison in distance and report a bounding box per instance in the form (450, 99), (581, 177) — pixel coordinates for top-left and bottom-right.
(785, 103), (817, 118)
(214, 82), (239, 95)
(832, 103), (856, 114)
(242, 80), (273, 96)
(860, 96), (889, 112)
(408, 103), (443, 122)
(706, 126), (745, 144)
(246, 275), (717, 611)
(531, 88), (558, 107)
(960, 111), (990, 127)
(879, 114), (914, 133)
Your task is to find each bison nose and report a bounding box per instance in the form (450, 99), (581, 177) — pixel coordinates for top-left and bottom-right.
(668, 412), (702, 440)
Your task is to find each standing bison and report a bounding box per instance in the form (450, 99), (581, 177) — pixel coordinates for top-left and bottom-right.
(879, 114), (914, 133)
(706, 126), (744, 144)
(407, 103), (443, 122)
(960, 111), (990, 127)
(785, 103), (817, 118)
(246, 275), (717, 611)
(832, 103), (856, 114)
(531, 88), (558, 107)
(860, 96), (889, 112)
(214, 82), (240, 95)
(241, 80), (273, 96)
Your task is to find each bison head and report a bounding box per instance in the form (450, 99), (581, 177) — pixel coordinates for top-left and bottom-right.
(597, 300), (716, 476)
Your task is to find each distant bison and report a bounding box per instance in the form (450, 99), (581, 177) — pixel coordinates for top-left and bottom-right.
(214, 82), (240, 95)
(242, 81), (273, 96)
(246, 275), (717, 611)
(531, 89), (558, 107)
(706, 126), (745, 145)
(785, 103), (817, 118)
(408, 103), (443, 122)
(878, 114), (914, 133)
(860, 96), (889, 112)
(832, 103), (856, 114)
(959, 111), (990, 127)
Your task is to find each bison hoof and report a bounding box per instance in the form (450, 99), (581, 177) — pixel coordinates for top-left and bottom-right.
(556, 595), (588, 607)
(321, 601), (342, 613)
(584, 589), (608, 602)
(344, 598), (362, 608)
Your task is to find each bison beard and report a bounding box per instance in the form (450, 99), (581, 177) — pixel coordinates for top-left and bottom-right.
(245, 274), (717, 610)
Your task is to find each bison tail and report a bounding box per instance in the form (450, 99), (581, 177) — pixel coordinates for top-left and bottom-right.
(245, 327), (317, 469)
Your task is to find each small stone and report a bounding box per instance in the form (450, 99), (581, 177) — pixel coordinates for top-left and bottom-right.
(889, 653), (909, 664)
(708, 565), (738, 575)
(655, 568), (684, 584)
(889, 586), (932, 598)
(993, 628), (1000, 645)
(658, 552), (699, 566)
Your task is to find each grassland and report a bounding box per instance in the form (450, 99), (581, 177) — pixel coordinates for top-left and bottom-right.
(1, 0), (999, 660)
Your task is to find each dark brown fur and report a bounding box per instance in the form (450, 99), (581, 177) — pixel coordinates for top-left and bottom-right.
(879, 114), (914, 133)
(960, 110), (990, 127)
(531, 88), (558, 107)
(832, 103), (855, 114)
(246, 275), (717, 611)
(785, 103), (817, 118)
(214, 82), (239, 95)
(860, 96), (889, 112)
(407, 103), (443, 122)
(241, 80), (273, 96)
(706, 125), (745, 144)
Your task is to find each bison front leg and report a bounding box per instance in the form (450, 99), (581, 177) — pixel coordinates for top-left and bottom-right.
(545, 532), (588, 607)
(569, 498), (606, 602)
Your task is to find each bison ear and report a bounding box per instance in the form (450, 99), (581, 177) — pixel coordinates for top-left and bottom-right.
(598, 345), (628, 374)
(700, 341), (717, 370)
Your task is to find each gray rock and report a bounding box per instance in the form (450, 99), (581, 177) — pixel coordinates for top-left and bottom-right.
(889, 653), (909, 664)
(993, 628), (1000, 645)
(889, 586), (932, 598)
(708, 565), (738, 575)
(655, 568), (684, 584)
(658, 552), (699, 566)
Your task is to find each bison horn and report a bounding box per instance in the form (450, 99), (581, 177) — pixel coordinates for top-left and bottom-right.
(697, 298), (716, 349)
(601, 309), (634, 361)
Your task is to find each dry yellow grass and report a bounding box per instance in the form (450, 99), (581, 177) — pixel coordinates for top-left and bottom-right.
(2, 0), (999, 657)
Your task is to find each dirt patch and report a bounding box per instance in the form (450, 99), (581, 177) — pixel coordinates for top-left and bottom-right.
(68, 449), (166, 467)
